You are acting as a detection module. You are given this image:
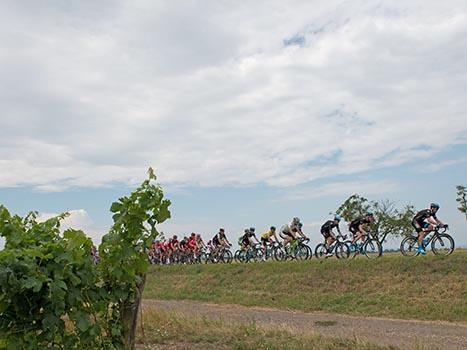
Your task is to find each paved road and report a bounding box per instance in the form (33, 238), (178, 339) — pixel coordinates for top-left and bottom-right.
(143, 299), (467, 350)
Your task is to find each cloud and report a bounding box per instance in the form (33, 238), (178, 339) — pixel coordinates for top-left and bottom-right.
(0, 1), (466, 191)
(422, 157), (467, 173)
(282, 180), (400, 201)
(37, 209), (105, 244)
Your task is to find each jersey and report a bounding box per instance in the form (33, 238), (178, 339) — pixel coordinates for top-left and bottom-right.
(413, 209), (437, 223)
(349, 217), (370, 233)
(261, 229), (275, 239)
(321, 220), (340, 235)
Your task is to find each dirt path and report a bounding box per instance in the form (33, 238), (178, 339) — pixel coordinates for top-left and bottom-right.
(142, 299), (467, 350)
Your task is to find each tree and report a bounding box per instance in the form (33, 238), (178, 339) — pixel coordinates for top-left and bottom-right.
(335, 194), (415, 240)
(456, 185), (467, 220)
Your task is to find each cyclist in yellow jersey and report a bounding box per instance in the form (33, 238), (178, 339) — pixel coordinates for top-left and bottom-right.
(261, 226), (279, 257)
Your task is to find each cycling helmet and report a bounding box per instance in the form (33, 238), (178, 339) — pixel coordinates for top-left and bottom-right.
(220, 228), (225, 232)
(249, 227), (255, 232)
(430, 203), (440, 209)
(366, 212), (374, 217)
(334, 215), (342, 221)
(270, 226), (276, 231)
(292, 217), (300, 224)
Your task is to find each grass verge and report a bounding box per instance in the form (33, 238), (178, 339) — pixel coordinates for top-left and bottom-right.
(144, 250), (467, 322)
(136, 308), (401, 350)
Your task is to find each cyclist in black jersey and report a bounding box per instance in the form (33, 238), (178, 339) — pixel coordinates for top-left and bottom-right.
(349, 213), (374, 246)
(212, 228), (231, 255)
(412, 203), (446, 255)
(240, 228), (258, 251)
(320, 215), (342, 254)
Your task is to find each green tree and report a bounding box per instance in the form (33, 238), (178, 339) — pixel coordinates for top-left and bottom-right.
(456, 185), (467, 220)
(335, 194), (415, 240)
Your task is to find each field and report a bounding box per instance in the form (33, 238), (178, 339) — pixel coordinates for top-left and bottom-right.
(144, 250), (467, 322)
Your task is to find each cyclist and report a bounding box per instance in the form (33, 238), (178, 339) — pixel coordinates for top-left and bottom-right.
(187, 233), (198, 256)
(349, 213), (374, 250)
(196, 234), (206, 251)
(412, 203), (447, 255)
(260, 226), (279, 257)
(179, 236), (189, 257)
(166, 235), (179, 263)
(280, 217), (307, 247)
(240, 227), (259, 251)
(320, 215), (342, 256)
(212, 228), (231, 256)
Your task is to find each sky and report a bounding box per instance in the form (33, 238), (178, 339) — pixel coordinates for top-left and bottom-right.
(0, 0), (466, 249)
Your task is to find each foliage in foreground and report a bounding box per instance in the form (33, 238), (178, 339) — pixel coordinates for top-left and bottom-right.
(137, 308), (399, 350)
(0, 168), (170, 350)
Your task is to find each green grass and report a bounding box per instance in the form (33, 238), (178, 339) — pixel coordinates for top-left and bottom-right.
(136, 308), (401, 350)
(144, 250), (467, 322)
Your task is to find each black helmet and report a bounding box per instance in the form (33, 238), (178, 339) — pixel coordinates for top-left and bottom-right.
(249, 227), (255, 232)
(430, 203), (440, 209)
(270, 226), (276, 231)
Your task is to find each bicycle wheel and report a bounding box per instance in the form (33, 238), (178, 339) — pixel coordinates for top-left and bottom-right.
(400, 236), (419, 257)
(274, 247), (286, 261)
(234, 249), (245, 263)
(220, 249), (233, 263)
(335, 242), (350, 259)
(199, 252), (208, 264)
(363, 238), (382, 259)
(315, 243), (328, 259)
(305, 245), (313, 259)
(253, 247), (264, 262)
(295, 245), (309, 260)
(431, 234), (455, 256)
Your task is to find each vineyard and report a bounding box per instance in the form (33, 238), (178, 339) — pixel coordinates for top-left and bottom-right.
(0, 169), (170, 350)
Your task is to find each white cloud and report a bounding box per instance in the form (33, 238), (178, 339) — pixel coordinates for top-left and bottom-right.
(0, 1), (466, 191)
(282, 179), (400, 201)
(422, 157), (467, 173)
(37, 209), (104, 245)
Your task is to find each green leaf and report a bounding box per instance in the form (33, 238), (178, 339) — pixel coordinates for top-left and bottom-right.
(43, 313), (60, 330)
(75, 312), (92, 332)
(110, 202), (123, 213)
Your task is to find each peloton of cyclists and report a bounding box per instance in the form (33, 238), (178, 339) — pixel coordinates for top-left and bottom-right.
(150, 202), (449, 262)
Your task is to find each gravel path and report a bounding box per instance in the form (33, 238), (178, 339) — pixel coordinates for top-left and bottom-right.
(142, 299), (467, 350)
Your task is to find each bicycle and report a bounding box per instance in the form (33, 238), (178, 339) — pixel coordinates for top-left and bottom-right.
(400, 225), (453, 257)
(347, 232), (382, 259)
(275, 237), (310, 260)
(264, 241), (282, 261)
(234, 243), (263, 263)
(315, 234), (351, 259)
